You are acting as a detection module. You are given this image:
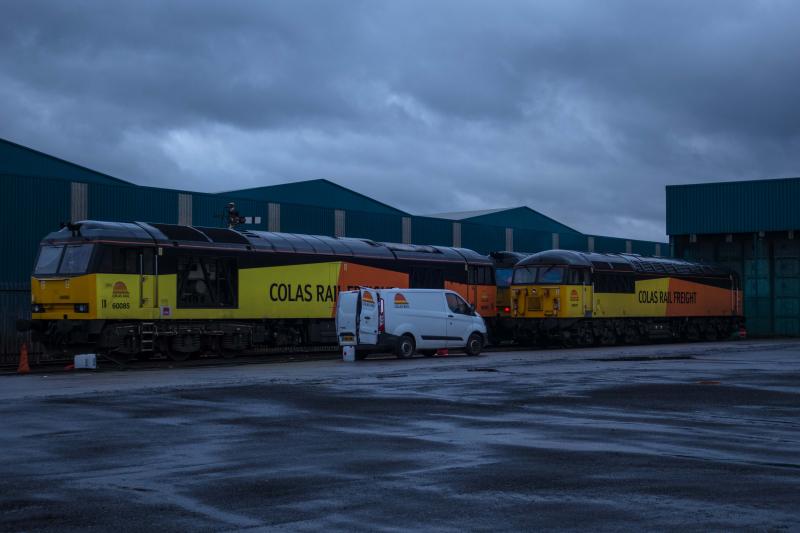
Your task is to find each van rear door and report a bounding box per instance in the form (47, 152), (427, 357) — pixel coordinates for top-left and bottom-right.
(336, 290), (359, 346)
(357, 288), (380, 345)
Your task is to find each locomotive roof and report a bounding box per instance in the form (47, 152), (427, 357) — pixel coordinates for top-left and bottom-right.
(516, 249), (732, 277)
(490, 251), (534, 267)
(40, 220), (492, 266)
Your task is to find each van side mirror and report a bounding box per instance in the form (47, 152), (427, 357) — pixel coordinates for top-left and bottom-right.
(469, 304), (475, 315)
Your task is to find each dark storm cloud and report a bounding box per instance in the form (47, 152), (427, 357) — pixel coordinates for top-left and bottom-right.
(2, 0), (799, 241)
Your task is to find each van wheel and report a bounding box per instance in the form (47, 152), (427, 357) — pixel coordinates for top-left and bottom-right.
(395, 335), (416, 358)
(465, 333), (483, 356)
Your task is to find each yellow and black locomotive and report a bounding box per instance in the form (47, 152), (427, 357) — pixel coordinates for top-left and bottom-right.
(29, 220), (496, 360)
(509, 250), (743, 346)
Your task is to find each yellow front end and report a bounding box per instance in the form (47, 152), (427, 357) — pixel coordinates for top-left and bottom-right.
(31, 274), (99, 321)
(511, 284), (593, 319)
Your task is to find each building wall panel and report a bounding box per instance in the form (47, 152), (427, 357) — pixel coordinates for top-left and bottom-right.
(280, 203), (335, 235)
(409, 216), (453, 247)
(460, 223), (505, 255)
(88, 183), (178, 224)
(345, 210), (403, 242)
(192, 194), (267, 230)
(0, 175), (71, 284)
(513, 229), (552, 253)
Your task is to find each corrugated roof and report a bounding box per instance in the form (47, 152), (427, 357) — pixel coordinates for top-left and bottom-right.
(428, 208), (511, 220)
(0, 137), (132, 185)
(666, 177), (800, 235)
(223, 178), (408, 215)
(429, 206), (581, 234)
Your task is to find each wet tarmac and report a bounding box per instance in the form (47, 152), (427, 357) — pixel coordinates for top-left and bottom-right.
(1, 340), (799, 531)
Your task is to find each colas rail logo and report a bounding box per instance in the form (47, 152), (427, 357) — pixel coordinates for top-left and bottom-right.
(112, 281), (130, 298)
(361, 291), (375, 306)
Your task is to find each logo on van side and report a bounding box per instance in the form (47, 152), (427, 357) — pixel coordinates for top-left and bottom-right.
(362, 291), (375, 306)
(394, 293), (409, 308)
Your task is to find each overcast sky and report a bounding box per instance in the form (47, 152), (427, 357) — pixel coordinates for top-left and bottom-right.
(2, 1), (799, 241)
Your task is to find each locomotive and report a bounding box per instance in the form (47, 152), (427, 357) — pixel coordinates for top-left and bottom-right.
(508, 250), (743, 346)
(28, 220), (495, 360)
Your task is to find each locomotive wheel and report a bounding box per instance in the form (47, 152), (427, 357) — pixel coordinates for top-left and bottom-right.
(211, 337), (238, 359)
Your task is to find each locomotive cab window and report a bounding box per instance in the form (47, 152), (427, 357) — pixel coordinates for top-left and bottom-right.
(567, 269), (591, 285)
(513, 266), (538, 284)
(177, 256), (238, 308)
(100, 246), (156, 275)
(538, 266), (564, 284)
(58, 244), (95, 275)
(468, 266), (494, 285)
(496, 268), (513, 288)
(34, 245), (64, 275)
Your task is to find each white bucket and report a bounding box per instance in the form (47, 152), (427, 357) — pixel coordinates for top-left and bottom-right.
(74, 353), (97, 369)
(342, 346), (356, 362)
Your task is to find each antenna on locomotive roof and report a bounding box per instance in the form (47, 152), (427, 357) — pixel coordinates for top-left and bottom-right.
(219, 202), (262, 229)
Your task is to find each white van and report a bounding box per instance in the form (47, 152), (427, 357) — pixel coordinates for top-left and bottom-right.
(336, 288), (487, 358)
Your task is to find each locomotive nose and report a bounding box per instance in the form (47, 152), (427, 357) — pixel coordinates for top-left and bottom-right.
(31, 277), (90, 318)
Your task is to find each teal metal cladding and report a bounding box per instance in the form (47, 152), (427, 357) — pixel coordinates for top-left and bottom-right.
(514, 229), (553, 252)
(192, 193), (267, 230)
(461, 223), (505, 255)
(0, 282), (32, 361)
(459, 206), (580, 235)
(0, 138), (130, 185)
(345, 210), (403, 242)
(666, 177), (800, 235)
(559, 232), (588, 251)
(410, 216), (453, 247)
(280, 202), (335, 235)
(591, 235), (627, 254)
(224, 179), (406, 215)
(88, 183), (178, 224)
(0, 175), (70, 284)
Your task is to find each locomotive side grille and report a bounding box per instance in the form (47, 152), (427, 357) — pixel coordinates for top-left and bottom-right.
(528, 296), (542, 312)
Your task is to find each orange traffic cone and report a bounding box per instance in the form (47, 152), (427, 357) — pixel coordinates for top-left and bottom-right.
(17, 342), (30, 374)
(436, 348), (449, 356)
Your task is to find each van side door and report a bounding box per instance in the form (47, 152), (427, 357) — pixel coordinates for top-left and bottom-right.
(445, 292), (475, 347)
(357, 288), (380, 345)
(336, 291), (359, 346)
